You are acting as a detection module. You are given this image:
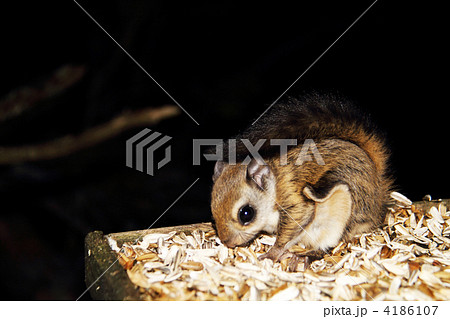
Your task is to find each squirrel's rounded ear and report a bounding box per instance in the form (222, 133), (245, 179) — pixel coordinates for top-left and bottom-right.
(213, 161), (227, 182)
(247, 158), (271, 190)
(303, 183), (350, 203)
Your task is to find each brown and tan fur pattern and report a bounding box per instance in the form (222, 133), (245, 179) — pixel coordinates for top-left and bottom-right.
(211, 93), (393, 262)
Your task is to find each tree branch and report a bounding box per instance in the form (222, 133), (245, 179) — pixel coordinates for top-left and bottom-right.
(0, 65), (86, 122)
(0, 105), (180, 165)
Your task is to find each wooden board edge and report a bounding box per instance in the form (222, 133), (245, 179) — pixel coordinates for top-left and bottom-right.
(412, 199), (450, 213)
(108, 222), (214, 246)
(84, 231), (141, 300)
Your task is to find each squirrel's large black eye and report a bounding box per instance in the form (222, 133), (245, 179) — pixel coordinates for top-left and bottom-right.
(238, 205), (255, 225)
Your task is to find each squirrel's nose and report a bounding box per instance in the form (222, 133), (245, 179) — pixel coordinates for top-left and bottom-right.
(222, 238), (236, 248)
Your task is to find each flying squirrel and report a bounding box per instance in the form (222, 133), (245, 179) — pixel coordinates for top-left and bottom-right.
(210, 93), (394, 263)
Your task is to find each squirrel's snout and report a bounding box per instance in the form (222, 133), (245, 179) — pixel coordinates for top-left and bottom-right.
(222, 238), (236, 248)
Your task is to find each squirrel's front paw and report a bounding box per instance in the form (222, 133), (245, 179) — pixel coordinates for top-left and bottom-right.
(258, 246), (292, 262)
(288, 250), (327, 270)
(259, 247), (326, 271)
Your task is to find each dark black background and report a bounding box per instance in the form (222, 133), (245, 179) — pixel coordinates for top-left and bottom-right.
(0, 1), (447, 300)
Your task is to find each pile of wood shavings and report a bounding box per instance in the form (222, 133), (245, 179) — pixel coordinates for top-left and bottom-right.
(108, 194), (450, 300)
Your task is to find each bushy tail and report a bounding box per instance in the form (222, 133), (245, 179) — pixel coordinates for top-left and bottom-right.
(226, 93), (390, 176)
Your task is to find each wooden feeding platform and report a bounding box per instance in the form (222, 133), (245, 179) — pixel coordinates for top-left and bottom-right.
(85, 223), (213, 300)
(85, 198), (450, 301)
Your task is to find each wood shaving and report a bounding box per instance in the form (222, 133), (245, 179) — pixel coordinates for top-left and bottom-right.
(109, 196), (450, 300)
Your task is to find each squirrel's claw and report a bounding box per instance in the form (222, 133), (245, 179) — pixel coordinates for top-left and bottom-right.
(258, 246), (292, 262)
(259, 247), (326, 271)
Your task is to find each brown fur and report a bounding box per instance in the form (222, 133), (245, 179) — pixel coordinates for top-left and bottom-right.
(211, 93), (393, 262)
